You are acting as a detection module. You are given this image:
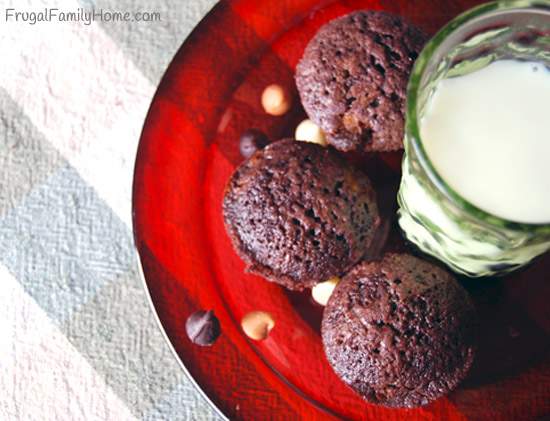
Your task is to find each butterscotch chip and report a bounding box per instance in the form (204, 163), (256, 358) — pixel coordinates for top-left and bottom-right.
(311, 277), (340, 306)
(261, 84), (291, 116)
(241, 311), (275, 341)
(295, 119), (327, 146)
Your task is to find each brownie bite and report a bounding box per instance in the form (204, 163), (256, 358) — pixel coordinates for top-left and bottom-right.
(223, 139), (380, 291)
(295, 11), (426, 152)
(322, 253), (477, 407)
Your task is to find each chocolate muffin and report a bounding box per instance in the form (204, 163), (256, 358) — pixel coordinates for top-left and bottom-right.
(322, 253), (477, 407)
(295, 11), (426, 152)
(223, 139), (380, 291)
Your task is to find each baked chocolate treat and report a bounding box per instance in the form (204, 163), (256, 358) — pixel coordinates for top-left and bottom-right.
(223, 139), (380, 291)
(295, 11), (426, 152)
(322, 253), (477, 407)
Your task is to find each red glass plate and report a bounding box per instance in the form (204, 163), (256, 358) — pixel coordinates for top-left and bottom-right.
(132, 1), (550, 419)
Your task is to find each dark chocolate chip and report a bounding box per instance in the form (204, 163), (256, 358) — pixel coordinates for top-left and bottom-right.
(239, 129), (269, 159)
(185, 310), (221, 346)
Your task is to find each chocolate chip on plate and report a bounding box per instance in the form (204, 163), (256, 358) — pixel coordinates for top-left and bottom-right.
(185, 310), (221, 346)
(239, 128), (270, 159)
(241, 310), (275, 341)
(311, 277), (340, 306)
(261, 84), (291, 116)
(295, 119), (327, 146)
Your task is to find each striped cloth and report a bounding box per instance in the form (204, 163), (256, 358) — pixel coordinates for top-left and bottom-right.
(0, 0), (222, 419)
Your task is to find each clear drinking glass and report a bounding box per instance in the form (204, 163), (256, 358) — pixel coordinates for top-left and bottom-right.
(397, 0), (550, 277)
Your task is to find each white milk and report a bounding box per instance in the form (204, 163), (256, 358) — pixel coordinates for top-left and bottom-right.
(421, 60), (550, 224)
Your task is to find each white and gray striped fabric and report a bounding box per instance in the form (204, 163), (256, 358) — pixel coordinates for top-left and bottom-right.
(0, 0), (222, 419)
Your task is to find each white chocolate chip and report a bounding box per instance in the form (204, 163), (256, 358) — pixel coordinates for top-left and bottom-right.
(295, 119), (327, 146)
(312, 277), (340, 306)
(241, 311), (275, 341)
(261, 84), (291, 116)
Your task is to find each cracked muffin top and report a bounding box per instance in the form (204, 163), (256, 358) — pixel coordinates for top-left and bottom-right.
(222, 139), (380, 291)
(322, 253), (477, 407)
(295, 11), (426, 152)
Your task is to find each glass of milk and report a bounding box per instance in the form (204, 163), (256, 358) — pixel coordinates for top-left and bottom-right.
(398, 0), (550, 277)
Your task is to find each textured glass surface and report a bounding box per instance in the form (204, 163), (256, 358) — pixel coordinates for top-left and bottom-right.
(398, 0), (550, 277)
